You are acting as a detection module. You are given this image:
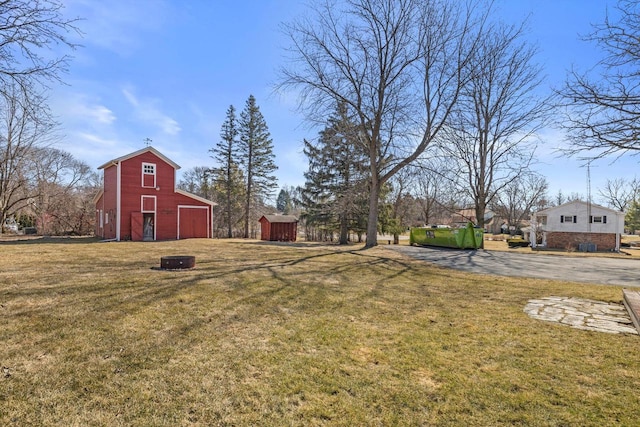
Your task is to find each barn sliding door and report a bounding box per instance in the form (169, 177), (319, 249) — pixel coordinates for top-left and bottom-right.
(178, 206), (209, 239)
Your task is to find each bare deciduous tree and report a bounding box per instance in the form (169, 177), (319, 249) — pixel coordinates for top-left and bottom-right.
(177, 166), (213, 200)
(39, 162), (99, 235)
(30, 146), (93, 235)
(554, 190), (584, 206)
(438, 20), (551, 233)
(598, 176), (640, 212)
(0, 84), (56, 233)
(561, 0), (640, 159)
(0, 0), (79, 92)
(413, 161), (464, 226)
(280, 0), (489, 247)
(491, 173), (548, 235)
(384, 167), (419, 244)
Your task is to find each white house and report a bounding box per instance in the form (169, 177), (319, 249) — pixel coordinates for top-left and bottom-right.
(530, 201), (625, 252)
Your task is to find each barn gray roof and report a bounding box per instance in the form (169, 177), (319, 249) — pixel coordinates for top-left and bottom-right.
(261, 215), (298, 223)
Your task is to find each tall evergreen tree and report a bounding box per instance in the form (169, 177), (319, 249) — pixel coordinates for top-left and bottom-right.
(210, 163), (245, 237)
(626, 200), (640, 235)
(301, 102), (369, 244)
(210, 105), (244, 238)
(239, 95), (278, 238)
(301, 139), (337, 241)
(276, 189), (293, 214)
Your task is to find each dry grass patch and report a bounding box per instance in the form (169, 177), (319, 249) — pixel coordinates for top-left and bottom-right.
(1, 238), (639, 425)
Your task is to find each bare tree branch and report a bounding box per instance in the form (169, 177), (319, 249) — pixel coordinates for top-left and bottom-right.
(597, 176), (640, 211)
(560, 0), (640, 160)
(437, 19), (551, 230)
(491, 172), (549, 234)
(279, 0), (489, 247)
(0, 82), (57, 232)
(0, 0), (80, 93)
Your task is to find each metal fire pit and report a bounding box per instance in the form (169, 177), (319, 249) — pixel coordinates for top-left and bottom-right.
(160, 255), (195, 270)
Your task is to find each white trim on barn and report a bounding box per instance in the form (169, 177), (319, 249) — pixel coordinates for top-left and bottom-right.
(177, 205), (211, 239)
(141, 195), (157, 213)
(116, 161), (122, 241)
(98, 146), (181, 171)
(141, 162), (157, 188)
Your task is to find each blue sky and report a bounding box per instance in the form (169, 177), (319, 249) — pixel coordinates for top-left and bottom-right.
(51, 0), (635, 203)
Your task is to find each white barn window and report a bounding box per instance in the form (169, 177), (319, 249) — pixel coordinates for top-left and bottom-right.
(142, 162), (156, 187)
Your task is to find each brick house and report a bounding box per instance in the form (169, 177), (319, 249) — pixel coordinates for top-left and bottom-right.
(94, 146), (215, 241)
(530, 201), (625, 251)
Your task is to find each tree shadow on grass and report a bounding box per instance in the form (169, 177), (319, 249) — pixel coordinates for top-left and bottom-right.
(2, 239), (423, 340)
(0, 236), (102, 245)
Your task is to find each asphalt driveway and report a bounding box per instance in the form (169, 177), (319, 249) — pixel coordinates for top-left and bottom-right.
(388, 245), (640, 288)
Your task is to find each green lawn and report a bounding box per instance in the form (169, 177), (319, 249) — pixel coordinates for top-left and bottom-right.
(0, 238), (638, 426)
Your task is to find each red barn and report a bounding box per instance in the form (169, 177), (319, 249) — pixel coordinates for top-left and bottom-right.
(94, 147), (215, 241)
(259, 215), (298, 242)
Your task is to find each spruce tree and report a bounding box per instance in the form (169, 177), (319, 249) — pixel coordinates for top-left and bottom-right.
(239, 95), (278, 238)
(210, 163), (245, 237)
(210, 105), (244, 238)
(276, 189), (293, 214)
(626, 200), (640, 235)
(301, 102), (369, 244)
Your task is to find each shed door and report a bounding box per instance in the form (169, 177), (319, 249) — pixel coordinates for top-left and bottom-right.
(179, 207), (209, 239)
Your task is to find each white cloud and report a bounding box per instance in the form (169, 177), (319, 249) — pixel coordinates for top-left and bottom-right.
(53, 92), (116, 126)
(73, 102), (116, 125)
(65, 0), (173, 55)
(122, 88), (181, 136)
(58, 132), (130, 169)
(75, 132), (119, 147)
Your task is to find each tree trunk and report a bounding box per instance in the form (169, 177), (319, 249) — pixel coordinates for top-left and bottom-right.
(365, 175), (380, 248)
(244, 175), (252, 238)
(243, 194), (250, 239)
(475, 201), (486, 249)
(226, 185), (232, 238)
(339, 213), (348, 245)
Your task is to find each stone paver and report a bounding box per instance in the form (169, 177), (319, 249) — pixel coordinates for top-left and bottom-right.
(524, 296), (638, 335)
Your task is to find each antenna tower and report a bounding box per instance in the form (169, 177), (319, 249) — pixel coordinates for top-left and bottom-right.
(587, 161), (592, 232)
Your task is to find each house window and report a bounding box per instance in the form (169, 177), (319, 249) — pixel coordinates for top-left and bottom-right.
(142, 162), (156, 188)
(561, 215), (576, 223)
(537, 215), (547, 225)
(590, 215), (607, 224)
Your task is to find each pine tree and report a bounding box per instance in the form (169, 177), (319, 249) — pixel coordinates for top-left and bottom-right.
(626, 200), (640, 235)
(210, 105), (244, 238)
(300, 138), (337, 241)
(210, 163), (245, 237)
(301, 102), (369, 244)
(239, 95), (278, 238)
(276, 189), (293, 214)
